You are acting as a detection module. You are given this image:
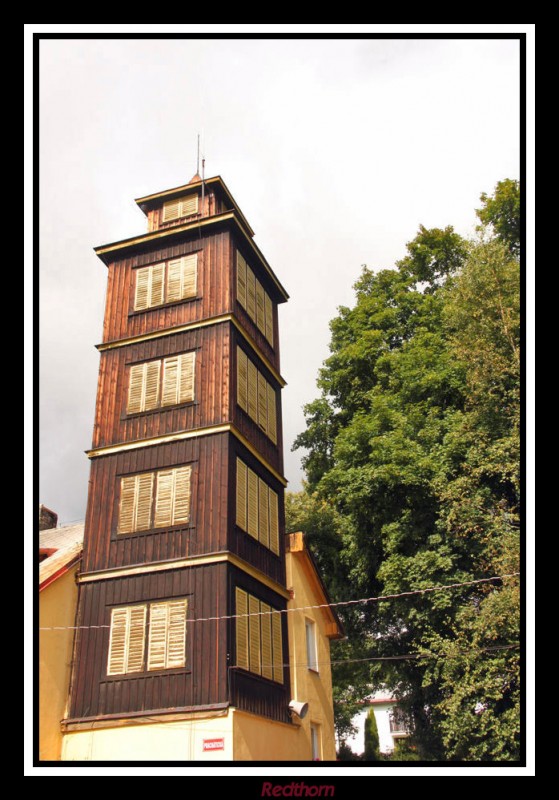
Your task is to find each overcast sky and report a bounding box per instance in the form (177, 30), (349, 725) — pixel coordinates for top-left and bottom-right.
(39, 37), (520, 526)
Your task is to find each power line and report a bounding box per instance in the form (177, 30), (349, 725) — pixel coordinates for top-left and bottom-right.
(39, 572), (520, 631)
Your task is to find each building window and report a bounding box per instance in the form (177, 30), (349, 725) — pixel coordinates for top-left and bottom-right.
(107, 599), (188, 676)
(235, 458), (280, 554)
(236, 251), (274, 346)
(236, 347), (278, 444)
(162, 194), (199, 223)
(310, 723), (321, 761)
(134, 253), (198, 311)
(117, 465), (192, 534)
(305, 619), (318, 672)
(389, 706), (410, 734)
(127, 352), (195, 414)
(235, 588), (283, 683)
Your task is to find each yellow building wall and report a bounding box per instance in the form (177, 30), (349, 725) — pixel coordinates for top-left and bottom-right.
(286, 552), (337, 761)
(39, 566), (79, 761)
(232, 710), (302, 760)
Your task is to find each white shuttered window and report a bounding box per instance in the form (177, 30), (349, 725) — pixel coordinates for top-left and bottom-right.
(133, 253), (198, 311)
(162, 194), (199, 222)
(236, 347), (278, 444)
(117, 466), (192, 534)
(107, 605), (147, 675)
(235, 457), (280, 555)
(127, 352), (195, 415)
(236, 249), (275, 347)
(147, 599), (188, 671)
(235, 589), (283, 683)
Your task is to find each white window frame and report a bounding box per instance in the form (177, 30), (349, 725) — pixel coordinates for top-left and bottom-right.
(305, 618), (318, 672)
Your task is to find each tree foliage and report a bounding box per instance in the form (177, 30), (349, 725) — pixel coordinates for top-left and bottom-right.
(291, 180), (521, 761)
(363, 708), (381, 761)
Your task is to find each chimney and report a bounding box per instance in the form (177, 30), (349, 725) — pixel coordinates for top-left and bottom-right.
(39, 505), (58, 531)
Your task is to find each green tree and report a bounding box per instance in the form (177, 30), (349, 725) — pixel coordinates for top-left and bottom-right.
(363, 708), (381, 761)
(293, 182), (521, 761)
(476, 179), (520, 256)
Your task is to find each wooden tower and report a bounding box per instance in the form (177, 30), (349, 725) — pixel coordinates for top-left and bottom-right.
(63, 174), (292, 758)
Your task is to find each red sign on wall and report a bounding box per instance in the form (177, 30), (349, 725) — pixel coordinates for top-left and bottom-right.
(203, 738), (225, 752)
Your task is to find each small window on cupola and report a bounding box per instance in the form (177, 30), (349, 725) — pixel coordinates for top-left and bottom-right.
(162, 194), (199, 222)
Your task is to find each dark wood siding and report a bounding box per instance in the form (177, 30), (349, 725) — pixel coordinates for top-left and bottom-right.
(82, 433), (230, 573)
(232, 331), (284, 476)
(69, 563), (228, 720)
(227, 438), (286, 586)
(102, 230), (232, 344)
(228, 565), (291, 724)
(93, 322), (231, 448)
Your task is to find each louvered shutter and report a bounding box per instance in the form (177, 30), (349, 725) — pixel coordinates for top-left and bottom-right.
(167, 258), (183, 303)
(248, 595), (261, 674)
(154, 469), (174, 528)
(236, 458), (247, 531)
(247, 360), (258, 422)
(135, 473), (154, 531)
(127, 363), (145, 414)
(247, 468), (259, 540)
(178, 353), (195, 404)
(258, 478), (269, 548)
(118, 475), (137, 534)
(260, 602), (273, 680)
(269, 489), (279, 555)
(127, 605), (147, 672)
(179, 194), (198, 218)
(236, 589), (249, 670)
(256, 279), (266, 334)
(150, 263), (165, 306)
(172, 466), (191, 525)
(162, 356), (179, 406)
(265, 293), (274, 346)
(272, 612), (283, 683)
(237, 347), (248, 412)
(162, 198), (181, 222)
(237, 251), (247, 309)
(181, 253), (197, 299)
(147, 602), (168, 670)
(166, 599), (188, 669)
(107, 607), (128, 675)
(257, 373), (268, 432)
(267, 383), (277, 444)
(134, 267), (151, 311)
(246, 265), (256, 321)
(144, 360), (161, 410)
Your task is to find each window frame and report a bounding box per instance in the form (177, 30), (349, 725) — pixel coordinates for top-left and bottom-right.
(305, 617), (318, 673)
(130, 252), (200, 315)
(125, 351), (197, 417)
(116, 464), (194, 536)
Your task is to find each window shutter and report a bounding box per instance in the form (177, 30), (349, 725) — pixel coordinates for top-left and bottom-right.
(257, 373), (268, 432)
(162, 198), (180, 222)
(172, 466), (192, 525)
(150, 263), (165, 307)
(269, 489), (279, 555)
(237, 251), (247, 308)
(144, 360), (161, 410)
(154, 469), (174, 528)
(166, 599), (188, 669)
(247, 468), (259, 540)
(147, 602), (168, 670)
(181, 253), (197, 299)
(178, 353), (195, 404)
(260, 602), (273, 680)
(272, 612), (283, 683)
(248, 595), (261, 674)
(236, 589), (249, 670)
(162, 356), (180, 407)
(107, 605), (146, 675)
(236, 458), (247, 531)
(118, 476), (138, 534)
(246, 265), (256, 321)
(134, 267), (151, 311)
(265, 294), (274, 346)
(107, 607), (128, 675)
(179, 194), (198, 218)
(166, 258), (183, 303)
(247, 360), (258, 422)
(127, 363), (146, 415)
(256, 279), (266, 334)
(258, 478), (269, 548)
(127, 605), (147, 672)
(237, 348), (248, 412)
(267, 383), (277, 444)
(135, 472), (154, 531)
